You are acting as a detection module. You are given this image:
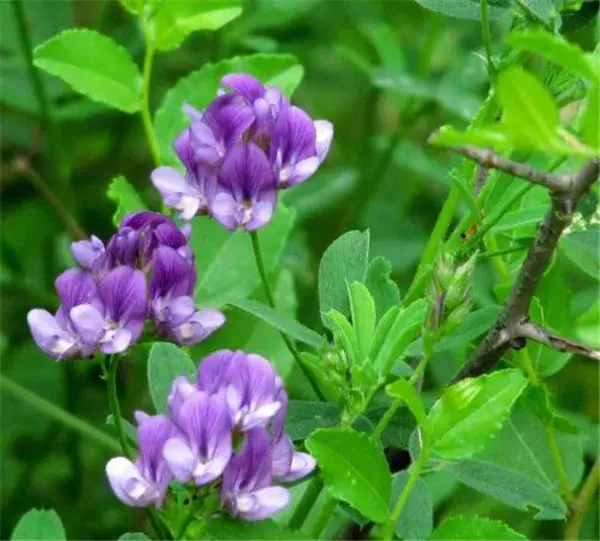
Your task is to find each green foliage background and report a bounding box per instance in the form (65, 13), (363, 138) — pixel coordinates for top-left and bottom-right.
(1, 0), (598, 539)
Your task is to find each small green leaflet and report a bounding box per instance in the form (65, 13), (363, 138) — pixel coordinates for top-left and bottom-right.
(306, 427), (391, 523)
(347, 282), (376, 363)
(106, 175), (146, 227)
(365, 256), (400, 319)
(427, 369), (528, 460)
(386, 378), (428, 429)
(33, 29), (142, 113)
(11, 509), (66, 540)
(147, 342), (196, 413)
(430, 515), (528, 540)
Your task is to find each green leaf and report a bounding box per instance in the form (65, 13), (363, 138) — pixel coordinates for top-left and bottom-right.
(430, 515), (528, 540)
(497, 67), (559, 147)
(204, 517), (307, 540)
(285, 401), (343, 440)
(428, 369), (528, 460)
(11, 509), (66, 540)
(193, 203), (295, 307)
(429, 125), (510, 151)
(227, 298), (324, 349)
(306, 428), (391, 523)
(507, 30), (599, 81)
(521, 385), (580, 433)
(413, 0), (510, 20)
(347, 282), (376, 362)
(106, 175), (146, 227)
(323, 309), (359, 366)
(386, 379), (428, 428)
(155, 55), (304, 163)
(581, 84), (599, 149)
(390, 472), (433, 541)
(318, 230), (370, 321)
(147, 342), (196, 413)
(118, 534), (151, 541)
(106, 414), (137, 444)
(33, 29), (141, 113)
(447, 460), (567, 520)
(561, 227), (600, 281)
(365, 257), (400, 320)
(150, 0), (243, 52)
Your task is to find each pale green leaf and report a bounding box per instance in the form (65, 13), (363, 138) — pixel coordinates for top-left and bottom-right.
(429, 124), (510, 150)
(323, 309), (358, 366)
(147, 342), (196, 413)
(413, 0), (510, 20)
(106, 175), (146, 227)
(306, 428), (391, 523)
(428, 369), (528, 459)
(33, 29), (141, 113)
(347, 281), (376, 362)
(11, 509), (66, 540)
(155, 54), (304, 163)
(391, 472), (433, 540)
(365, 257), (400, 320)
(430, 515), (528, 540)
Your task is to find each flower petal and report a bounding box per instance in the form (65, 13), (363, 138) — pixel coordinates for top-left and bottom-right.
(27, 309), (79, 359)
(314, 120), (334, 162)
(162, 437), (196, 483)
(69, 303), (106, 345)
(236, 486), (291, 521)
(106, 457), (158, 508)
(222, 73), (265, 102)
(55, 268), (97, 311)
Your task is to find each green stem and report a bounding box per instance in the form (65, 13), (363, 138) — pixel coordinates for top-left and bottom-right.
(545, 424), (576, 507)
(105, 355), (132, 459)
(140, 41), (160, 165)
(288, 476), (324, 531)
(250, 231), (325, 401)
(564, 458), (600, 540)
(11, 0), (72, 209)
(477, 245), (527, 260)
(381, 452), (426, 540)
(307, 490), (337, 539)
(480, 0), (496, 84)
(0, 374), (120, 452)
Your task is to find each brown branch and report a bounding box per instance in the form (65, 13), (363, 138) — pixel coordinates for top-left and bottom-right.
(453, 157), (599, 381)
(516, 321), (600, 361)
(12, 157), (87, 241)
(452, 146), (572, 193)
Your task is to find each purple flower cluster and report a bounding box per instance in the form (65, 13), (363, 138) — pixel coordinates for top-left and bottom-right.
(152, 73), (333, 231)
(27, 212), (225, 359)
(106, 350), (315, 520)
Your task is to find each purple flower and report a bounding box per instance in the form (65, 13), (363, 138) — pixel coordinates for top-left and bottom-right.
(71, 235), (106, 273)
(197, 350), (284, 431)
(105, 211), (190, 271)
(209, 143), (277, 231)
(150, 246), (225, 347)
(106, 413), (174, 508)
(69, 266), (148, 354)
(27, 268), (97, 360)
(163, 391), (233, 486)
(222, 427), (290, 521)
(271, 434), (316, 483)
(270, 105), (333, 188)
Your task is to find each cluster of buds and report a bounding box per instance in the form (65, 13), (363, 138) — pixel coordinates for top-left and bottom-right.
(427, 252), (477, 334)
(151, 73), (333, 231)
(106, 350), (315, 520)
(27, 211), (225, 359)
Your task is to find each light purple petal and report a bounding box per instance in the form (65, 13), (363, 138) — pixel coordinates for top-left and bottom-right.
(272, 435), (293, 480)
(69, 303), (106, 346)
(163, 437), (196, 483)
(168, 376), (197, 423)
(171, 308), (226, 346)
(244, 196), (275, 231)
(151, 167), (202, 220)
(222, 73), (265, 102)
(217, 143), (276, 199)
(151, 246), (196, 300)
(27, 309), (79, 359)
(280, 452), (316, 483)
(55, 268), (97, 311)
(106, 457), (159, 508)
(100, 328), (132, 354)
(161, 296), (196, 328)
(236, 486), (291, 521)
(289, 157), (320, 186)
(71, 236), (105, 271)
(210, 191), (239, 231)
(196, 350), (239, 393)
(314, 120), (333, 162)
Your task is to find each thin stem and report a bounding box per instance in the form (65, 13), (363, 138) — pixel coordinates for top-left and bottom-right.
(11, 0), (72, 209)
(371, 399), (402, 442)
(564, 458), (600, 540)
(13, 157), (87, 240)
(0, 374), (120, 452)
(477, 245), (527, 259)
(545, 425), (576, 507)
(250, 231), (325, 401)
(381, 453), (426, 540)
(105, 354), (132, 459)
(480, 0), (496, 83)
(307, 490), (337, 538)
(140, 41), (160, 165)
(288, 476), (324, 531)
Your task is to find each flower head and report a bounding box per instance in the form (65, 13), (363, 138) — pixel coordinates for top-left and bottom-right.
(106, 413), (175, 508)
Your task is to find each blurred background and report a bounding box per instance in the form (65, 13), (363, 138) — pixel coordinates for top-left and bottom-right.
(1, 0), (598, 539)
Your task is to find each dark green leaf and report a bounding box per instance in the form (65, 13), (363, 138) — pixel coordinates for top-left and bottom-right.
(285, 401), (343, 440)
(155, 55), (303, 163)
(390, 472), (433, 541)
(318, 230), (370, 321)
(147, 342), (196, 413)
(33, 29), (141, 113)
(428, 369), (528, 459)
(365, 257), (400, 320)
(560, 226), (600, 281)
(11, 509), (66, 540)
(106, 175), (146, 227)
(430, 515), (528, 540)
(413, 0), (510, 20)
(521, 385), (580, 434)
(306, 428), (391, 523)
(227, 298), (324, 349)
